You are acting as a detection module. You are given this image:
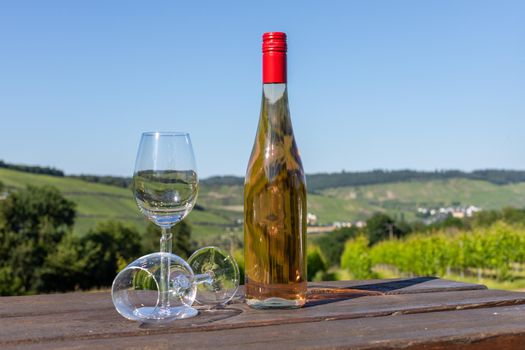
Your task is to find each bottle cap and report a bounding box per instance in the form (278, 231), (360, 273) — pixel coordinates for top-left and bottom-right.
(262, 32), (287, 83)
(262, 32), (287, 53)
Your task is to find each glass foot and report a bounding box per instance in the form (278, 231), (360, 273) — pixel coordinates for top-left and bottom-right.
(188, 246), (240, 306)
(134, 306), (198, 323)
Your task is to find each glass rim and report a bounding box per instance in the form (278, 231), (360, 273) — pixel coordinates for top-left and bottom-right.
(141, 131), (190, 137)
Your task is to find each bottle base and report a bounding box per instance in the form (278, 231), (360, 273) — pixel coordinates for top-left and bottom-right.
(246, 297), (305, 309)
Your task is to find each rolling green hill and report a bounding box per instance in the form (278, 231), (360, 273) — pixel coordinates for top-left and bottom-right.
(314, 179), (525, 223)
(3, 168), (525, 243)
(0, 168), (232, 240)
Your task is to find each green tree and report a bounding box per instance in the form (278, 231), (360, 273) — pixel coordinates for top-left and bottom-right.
(431, 216), (469, 231)
(341, 236), (374, 279)
(36, 233), (86, 292)
(307, 245), (327, 281)
(468, 208), (525, 229)
(1, 185), (75, 238)
(316, 227), (357, 267)
(0, 265), (23, 296)
(31, 220), (145, 293)
(471, 210), (501, 227)
(0, 185), (76, 294)
(80, 220), (142, 289)
(501, 207), (525, 225)
(366, 213), (409, 245)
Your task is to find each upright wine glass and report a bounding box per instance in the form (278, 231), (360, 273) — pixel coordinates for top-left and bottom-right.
(132, 132), (198, 321)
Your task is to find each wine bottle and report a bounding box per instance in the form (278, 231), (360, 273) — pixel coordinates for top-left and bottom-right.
(244, 32), (307, 309)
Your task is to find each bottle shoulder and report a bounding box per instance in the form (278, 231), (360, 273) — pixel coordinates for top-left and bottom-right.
(245, 160), (305, 188)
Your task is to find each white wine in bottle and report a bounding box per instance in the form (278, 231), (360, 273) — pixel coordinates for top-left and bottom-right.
(244, 32), (307, 309)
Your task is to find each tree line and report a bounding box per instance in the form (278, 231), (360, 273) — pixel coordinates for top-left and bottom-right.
(4, 160), (525, 191)
(159, 170), (525, 191)
(0, 160), (64, 177)
(0, 184), (196, 296)
(67, 169), (525, 192)
(306, 169), (525, 191)
(68, 175), (132, 188)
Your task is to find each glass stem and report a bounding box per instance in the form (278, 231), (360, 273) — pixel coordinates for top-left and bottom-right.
(194, 272), (214, 285)
(159, 226), (173, 311)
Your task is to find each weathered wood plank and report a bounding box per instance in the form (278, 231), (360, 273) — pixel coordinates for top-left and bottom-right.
(0, 291), (111, 318)
(6, 304), (525, 350)
(0, 278), (484, 318)
(1, 289), (524, 347)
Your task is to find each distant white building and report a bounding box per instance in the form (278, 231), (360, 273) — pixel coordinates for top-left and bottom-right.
(355, 220), (367, 228)
(417, 204), (482, 223)
(307, 212), (318, 226)
(333, 221), (352, 228)
(452, 211), (465, 219)
(466, 205), (482, 217)
(417, 207), (429, 215)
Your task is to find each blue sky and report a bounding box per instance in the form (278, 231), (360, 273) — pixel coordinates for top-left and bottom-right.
(0, 1), (524, 178)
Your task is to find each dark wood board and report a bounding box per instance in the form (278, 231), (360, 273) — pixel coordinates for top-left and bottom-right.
(0, 279), (522, 350)
(5, 304), (525, 350)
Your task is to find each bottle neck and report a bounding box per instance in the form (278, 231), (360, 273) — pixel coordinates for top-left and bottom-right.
(263, 51), (287, 84)
(259, 39), (292, 147)
(263, 83), (287, 104)
(259, 83), (293, 138)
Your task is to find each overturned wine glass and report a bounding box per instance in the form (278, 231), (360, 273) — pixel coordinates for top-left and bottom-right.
(112, 246), (239, 323)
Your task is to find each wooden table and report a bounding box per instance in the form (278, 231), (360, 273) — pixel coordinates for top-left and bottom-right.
(2, 278), (525, 349)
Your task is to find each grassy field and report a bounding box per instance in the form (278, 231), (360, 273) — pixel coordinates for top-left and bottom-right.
(0, 168), (235, 238)
(318, 179), (525, 223)
(3, 168), (525, 242)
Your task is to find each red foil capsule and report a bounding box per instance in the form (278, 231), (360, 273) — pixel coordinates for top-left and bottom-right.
(262, 32), (287, 84)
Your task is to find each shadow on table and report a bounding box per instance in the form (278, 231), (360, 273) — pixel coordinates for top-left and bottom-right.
(351, 276), (438, 293)
(305, 277), (438, 307)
